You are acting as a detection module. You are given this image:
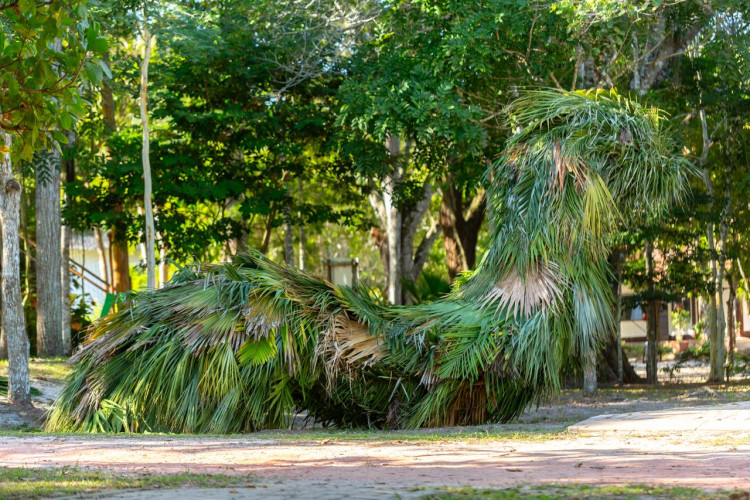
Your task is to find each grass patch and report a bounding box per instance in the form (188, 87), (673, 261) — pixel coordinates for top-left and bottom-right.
(0, 358), (72, 383)
(250, 426), (568, 443)
(0, 466), (252, 500)
(0, 377), (42, 398)
(422, 484), (739, 499)
(0, 426), (567, 443)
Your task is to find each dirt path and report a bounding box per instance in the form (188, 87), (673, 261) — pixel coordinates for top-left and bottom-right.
(2, 432), (749, 494)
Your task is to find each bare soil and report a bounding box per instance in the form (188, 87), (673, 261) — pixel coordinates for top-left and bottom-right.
(0, 432), (749, 493)
(1, 362), (749, 498)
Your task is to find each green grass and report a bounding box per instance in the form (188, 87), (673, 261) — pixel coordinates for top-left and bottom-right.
(249, 426), (568, 443)
(0, 426), (568, 443)
(421, 484), (740, 499)
(0, 358), (72, 382)
(0, 467), (252, 500)
(0, 377), (42, 397)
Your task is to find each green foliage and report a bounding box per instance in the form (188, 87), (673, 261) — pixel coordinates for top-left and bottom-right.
(48, 91), (691, 433)
(0, 0), (107, 158)
(63, 0), (371, 263)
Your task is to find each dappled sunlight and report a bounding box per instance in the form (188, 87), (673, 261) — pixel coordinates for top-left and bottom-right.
(1, 433), (749, 490)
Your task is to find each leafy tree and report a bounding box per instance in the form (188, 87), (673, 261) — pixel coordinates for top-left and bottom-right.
(0, 0), (106, 404)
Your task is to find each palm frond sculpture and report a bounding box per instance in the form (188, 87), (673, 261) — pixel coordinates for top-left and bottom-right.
(47, 90), (693, 433)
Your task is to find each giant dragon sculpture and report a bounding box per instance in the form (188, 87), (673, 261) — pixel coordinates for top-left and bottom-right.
(47, 90), (692, 433)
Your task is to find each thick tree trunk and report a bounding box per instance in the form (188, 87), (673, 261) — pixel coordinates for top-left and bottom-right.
(1, 132), (31, 405)
(439, 182), (485, 281)
(35, 149), (64, 357)
(110, 225), (131, 294)
(583, 351), (597, 396)
(139, 21), (156, 290)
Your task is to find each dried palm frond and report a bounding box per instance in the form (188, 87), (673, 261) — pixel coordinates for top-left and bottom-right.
(482, 262), (563, 318)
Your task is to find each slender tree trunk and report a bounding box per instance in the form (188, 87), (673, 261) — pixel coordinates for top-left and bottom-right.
(0, 223), (4, 360)
(139, 19), (156, 289)
(35, 149), (63, 357)
(1, 131), (31, 405)
(0, 230), (8, 359)
(283, 180), (294, 267)
(297, 177), (305, 270)
(710, 222), (728, 382)
(159, 241), (169, 286)
(370, 137), (440, 305)
(727, 271), (737, 372)
(61, 223), (71, 353)
(260, 204), (277, 255)
(20, 180), (33, 315)
(645, 238), (658, 386)
(94, 227), (110, 291)
(615, 249), (624, 385)
(382, 156), (402, 303)
(60, 131), (75, 355)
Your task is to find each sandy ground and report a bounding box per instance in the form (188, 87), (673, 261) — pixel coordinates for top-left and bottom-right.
(2, 430), (750, 498)
(2, 361), (750, 498)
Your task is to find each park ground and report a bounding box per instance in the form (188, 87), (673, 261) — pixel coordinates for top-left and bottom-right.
(1, 359), (750, 499)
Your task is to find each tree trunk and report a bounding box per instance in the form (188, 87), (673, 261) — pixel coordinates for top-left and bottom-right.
(382, 173), (402, 303)
(370, 137), (441, 305)
(709, 221), (728, 382)
(297, 177), (305, 270)
(1, 131), (31, 405)
(615, 249), (624, 385)
(283, 180), (294, 267)
(35, 149), (64, 357)
(94, 227), (110, 291)
(727, 271), (737, 372)
(139, 19), (156, 290)
(159, 241), (169, 286)
(110, 225), (131, 294)
(439, 181), (485, 281)
(645, 238), (658, 386)
(260, 203), (277, 255)
(583, 350), (597, 396)
(0, 219), (4, 360)
(60, 131), (76, 355)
